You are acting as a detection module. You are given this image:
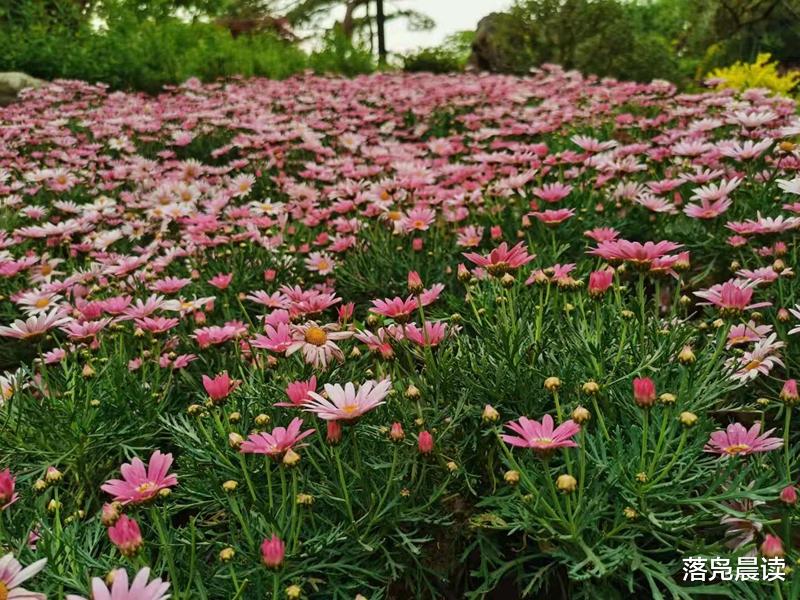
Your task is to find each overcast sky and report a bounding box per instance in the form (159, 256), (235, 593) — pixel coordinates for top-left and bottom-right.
(321, 0), (513, 53)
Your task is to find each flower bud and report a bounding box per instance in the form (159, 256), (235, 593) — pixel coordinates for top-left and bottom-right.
(678, 345), (695, 364)
(780, 485), (797, 505)
(407, 271), (424, 294)
(761, 534), (784, 558)
(405, 384), (421, 400)
(108, 515), (143, 557)
(544, 377), (561, 392)
(571, 406), (590, 424)
(504, 470), (520, 485)
(482, 404), (500, 423)
(326, 420), (342, 444)
(222, 480), (238, 492)
(219, 547), (235, 562)
(101, 502), (122, 527)
(632, 377), (656, 408)
(261, 534), (286, 568)
(780, 379), (799, 405)
(285, 585), (302, 599)
(389, 422), (405, 442)
(296, 493), (314, 505)
(255, 413), (270, 427)
(228, 432), (244, 449)
(418, 431), (434, 454)
(500, 273), (515, 288)
(581, 380), (599, 395)
(282, 449), (301, 467)
(659, 393), (676, 405)
(45, 466), (62, 484)
(679, 411), (698, 427)
(556, 474), (577, 493)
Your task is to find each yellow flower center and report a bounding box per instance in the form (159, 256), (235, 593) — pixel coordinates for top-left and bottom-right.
(0, 581), (8, 600)
(744, 359), (762, 371)
(135, 482), (156, 495)
(342, 404), (358, 414)
(534, 438), (553, 445)
(40, 264), (53, 276)
(413, 220), (426, 229)
(304, 327), (328, 346)
(387, 211), (402, 221)
(316, 261), (330, 271)
(724, 444), (751, 455)
(34, 298), (50, 309)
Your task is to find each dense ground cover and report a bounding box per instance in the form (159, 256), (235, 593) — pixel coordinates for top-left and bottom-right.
(0, 68), (800, 598)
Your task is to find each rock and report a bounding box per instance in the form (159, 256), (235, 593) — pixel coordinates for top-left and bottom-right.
(468, 12), (522, 73)
(0, 72), (44, 106)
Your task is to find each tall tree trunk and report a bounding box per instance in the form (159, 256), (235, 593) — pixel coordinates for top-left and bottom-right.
(376, 0), (387, 64)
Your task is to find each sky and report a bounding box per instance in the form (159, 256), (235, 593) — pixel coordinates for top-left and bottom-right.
(321, 0), (513, 53)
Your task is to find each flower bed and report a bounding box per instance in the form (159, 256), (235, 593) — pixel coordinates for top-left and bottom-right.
(0, 67), (799, 598)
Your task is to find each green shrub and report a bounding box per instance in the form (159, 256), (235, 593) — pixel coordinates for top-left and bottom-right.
(0, 11), (370, 92)
(403, 31), (474, 73)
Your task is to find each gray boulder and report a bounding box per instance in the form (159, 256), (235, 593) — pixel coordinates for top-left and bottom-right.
(468, 12), (527, 74)
(0, 72), (44, 106)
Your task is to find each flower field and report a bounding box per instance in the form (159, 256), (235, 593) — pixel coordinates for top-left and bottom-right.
(1, 66), (800, 598)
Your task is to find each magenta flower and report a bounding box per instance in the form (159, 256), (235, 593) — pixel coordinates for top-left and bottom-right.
(261, 535), (285, 568)
(704, 422), (783, 457)
(502, 415), (580, 454)
(101, 450), (178, 504)
(463, 242), (535, 276)
(589, 239), (681, 269)
(528, 208), (575, 225)
(108, 515), (143, 557)
(276, 376), (317, 407)
(239, 418), (315, 458)
(694, 280), (771, 316)
(370, 296), (418, 323)
(0, 468), (18, 510)
(201, 372), (237, 403)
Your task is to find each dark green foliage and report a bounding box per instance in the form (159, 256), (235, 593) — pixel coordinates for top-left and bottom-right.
(0, 3), (373, 92)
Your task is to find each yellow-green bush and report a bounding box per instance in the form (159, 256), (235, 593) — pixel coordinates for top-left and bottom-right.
(706, 53), (800, 96)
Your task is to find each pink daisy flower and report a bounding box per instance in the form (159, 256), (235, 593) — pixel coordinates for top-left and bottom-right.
(704, 422), (783, 457)
(66, 567), (170, 600)
(101, 450), (178, 505)
(0, 553), (47, 600)
(463, 242), (535, 276)
(240, 417), (315, 458)
(502, 415), (580, 454)
(303, 378), (392, 421)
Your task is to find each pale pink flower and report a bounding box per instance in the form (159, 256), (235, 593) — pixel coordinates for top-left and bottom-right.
(303, 378), (392, 421)
(0, 553), (47, 600)
(285, 322), (351, 368)
(66, 567), (170, 600)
